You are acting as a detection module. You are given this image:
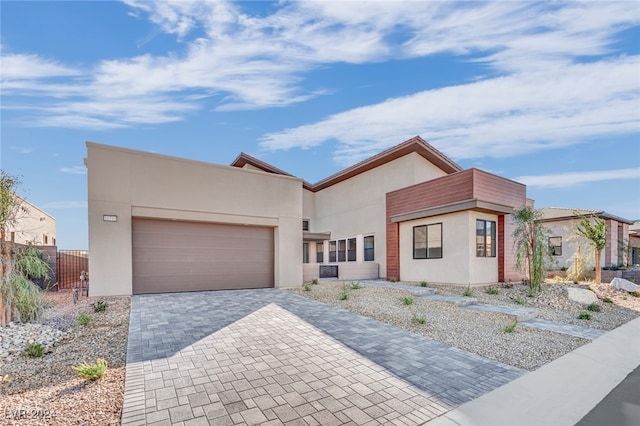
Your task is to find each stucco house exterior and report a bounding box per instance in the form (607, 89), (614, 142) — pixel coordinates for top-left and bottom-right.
(86, 137), (527, 297)
(538, 208), (634, 270)
(5, 196), (56, 246)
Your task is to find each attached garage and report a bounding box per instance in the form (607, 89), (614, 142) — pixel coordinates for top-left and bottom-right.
(132, 218), (274, 294)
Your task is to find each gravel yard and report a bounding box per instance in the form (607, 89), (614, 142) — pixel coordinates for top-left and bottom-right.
(0, 291), (130, 426)
(288, 280), (640, 371)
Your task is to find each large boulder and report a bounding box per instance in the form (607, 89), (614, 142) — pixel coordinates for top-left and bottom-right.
(610, 277), (640, 292)
(567, 287), (598, 305)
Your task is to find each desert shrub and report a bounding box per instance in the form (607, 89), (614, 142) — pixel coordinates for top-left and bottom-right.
(413, 314), (426, 325)
(485, 287), (499, 295)
(402, 295), (414, 305)
(25, 342), (44, 357)
(339, 284), (349, 300)
(77, 312), (90, 326)
(73, 358), (108, 380)
(602, 297), (613, 304)
(311, 278), (318, 285)
(630, 291), (640, 298)
(578, 312), (591, 320)
(512, 296), (525, 306)
(303, 283), (312, 292)
(350, 281), (362, 289)
(586, 303), (601, 312)
(503, 320), (517, 333)
(420, 281), (428, 287)
(93, 300), (108, 312)
(389, 277), (397, 283)
(463, 286), (473, 297)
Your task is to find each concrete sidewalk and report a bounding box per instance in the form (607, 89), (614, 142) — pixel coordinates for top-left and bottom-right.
(426, 316), (640, 426)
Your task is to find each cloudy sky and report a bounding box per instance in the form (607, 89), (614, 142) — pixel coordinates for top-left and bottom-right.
(1, 0), (639, 249)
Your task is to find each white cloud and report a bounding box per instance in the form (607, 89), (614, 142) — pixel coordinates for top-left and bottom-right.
(260, 55), (640, 164)
(41, 201), (88, 209)
(59, 166), (87, 175)
(1, 1), (639, 131)
(515, 168), (640, 189)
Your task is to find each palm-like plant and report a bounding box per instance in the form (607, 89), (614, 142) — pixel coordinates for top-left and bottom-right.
(574, 213), (607, 284)
(512, 206), (549, 295)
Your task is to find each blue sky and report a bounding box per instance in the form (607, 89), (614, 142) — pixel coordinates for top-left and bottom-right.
(1, 0), (639, 250)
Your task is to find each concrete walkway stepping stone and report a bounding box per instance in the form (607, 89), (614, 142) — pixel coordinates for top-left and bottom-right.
(465, 303), (537, 321)
(419, 294), (478, 306)
(520, 318), (607, 340)
(360, 280), (437, 295)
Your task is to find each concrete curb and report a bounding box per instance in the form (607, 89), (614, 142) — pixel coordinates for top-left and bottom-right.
(425, 316), (640, 426)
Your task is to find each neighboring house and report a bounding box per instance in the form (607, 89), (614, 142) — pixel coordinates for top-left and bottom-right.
(5, 196), (56, 246)
(630, 222), (640, 266)
(538, 208), (633, 270)
(86, 136), (527, 297)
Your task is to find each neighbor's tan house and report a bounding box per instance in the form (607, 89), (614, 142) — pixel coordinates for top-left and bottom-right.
(86, 137), (527, 297)
(538, 208), (634, 270)
(5, 196), (56, 246)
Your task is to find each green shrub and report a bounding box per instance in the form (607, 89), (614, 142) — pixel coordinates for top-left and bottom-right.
(339, 285), (349, 300)
(413, 314), (426, 325)
(586, 303), (601, 312)
(420, 281), (428, 287)
(503, 320), (517, 333)
(303, 283), (312, 292)
(73, 358), (108, 380)
(630, 291), (640, 298)
(603, 297), (613, 304)
(311, 278), (318, 285)
(25, 342), (44, 358)
(402, 295), (414, 305)
(77, 312), (90, 326)
(485, 287), (499, 295)
(389, 277), (397, 283)
(578, 312), (591, 320)
(93, 300), (108, 312)
(350, 281), (362, 289)
(463, 286), (473, 297)
(512, 296), (525, 306)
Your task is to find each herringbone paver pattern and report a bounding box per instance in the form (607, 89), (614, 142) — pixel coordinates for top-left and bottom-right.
(122, 289), (524, 425)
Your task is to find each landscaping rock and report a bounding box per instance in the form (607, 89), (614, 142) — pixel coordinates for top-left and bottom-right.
(567, 287), (598, 305)
(610, 277), (640, 292)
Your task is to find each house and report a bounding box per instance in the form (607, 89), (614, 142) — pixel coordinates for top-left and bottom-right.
(538, 208), (634, 270)
(86, 137), (527, 297)
(5, 196), (56, 246)
(628, 222), (640, 266)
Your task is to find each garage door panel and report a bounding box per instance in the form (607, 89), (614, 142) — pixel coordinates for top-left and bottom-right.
(132, 218), (274, 294)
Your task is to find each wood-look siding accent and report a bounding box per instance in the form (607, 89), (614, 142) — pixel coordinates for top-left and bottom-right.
(132, 218), (274, 294)
(385, 168), (526, 281)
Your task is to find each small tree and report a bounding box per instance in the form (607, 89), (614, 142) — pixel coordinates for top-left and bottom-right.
(0, 171), (50, 326)
(574, 213), (607, 284)
(512, 206), (550, 295)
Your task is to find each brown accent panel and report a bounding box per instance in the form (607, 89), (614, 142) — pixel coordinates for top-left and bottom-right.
(386, 221), (400, 280)
(132, 218), (274, 294)
(498, 215), (505, 282)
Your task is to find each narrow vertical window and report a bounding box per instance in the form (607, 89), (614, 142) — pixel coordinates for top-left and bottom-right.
(329, 241), (337, 263)
(364, 236), (375, 261)
(302, 220), (309, 231)
(316, 242), (324, 263)
(549, 237), (562, 256)
(347, 238), (357, 262)
(338, 239), (347, 262)
(476, 219), (496, 257)
(303, 243), (309, 264)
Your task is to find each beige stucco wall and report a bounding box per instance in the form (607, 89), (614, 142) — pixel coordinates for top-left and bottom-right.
(87, 142), (303, 296)
(313, 152), (448, 277)
(7, 198), (56, 245)
(399, 211), (499, 285)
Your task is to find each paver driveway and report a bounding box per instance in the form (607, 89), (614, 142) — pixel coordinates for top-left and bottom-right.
(122, 289), (524, 425)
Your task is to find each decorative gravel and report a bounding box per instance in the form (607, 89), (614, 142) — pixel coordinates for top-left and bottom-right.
(0, 291), (130, 425)
(289, 280), (640, 371)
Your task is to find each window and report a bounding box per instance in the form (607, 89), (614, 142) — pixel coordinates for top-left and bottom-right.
(329, 241), (337, 262)
(338, 239), (347, 262)
(303, 243), (309, 263)
(364, 236), (374, 261)
(413, 223), (442, 259)
(549, 236), (562, 256)
(10, 231), (15, 242)
(347, 238), (357, 262)
(316, 242), (324, 263)
(53, 237), (56, 246)
(476, 219), (496, 257)
(44, 235), (48, 245)
(302, 220), (309, 231)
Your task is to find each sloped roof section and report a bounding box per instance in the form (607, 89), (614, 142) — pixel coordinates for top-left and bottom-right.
(231, 136), (463, 193)
(539, 207), (634, 224)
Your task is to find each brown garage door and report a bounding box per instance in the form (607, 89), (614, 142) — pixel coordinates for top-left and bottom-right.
(132, 218), (274, 294)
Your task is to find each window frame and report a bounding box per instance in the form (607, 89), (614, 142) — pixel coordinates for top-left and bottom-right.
(549, 236), (563, 256)
(347, 238), (357, 262)
(364, 236), (375, 261)
(316, 242), (324, 263)
(338, 239), (347, 262)
(476, 219), (497, 257)
(302, 220), (309, 231)
(302, 242), (309, 264)
(329, 240), (337, 263)
(413, 223), (443, 260)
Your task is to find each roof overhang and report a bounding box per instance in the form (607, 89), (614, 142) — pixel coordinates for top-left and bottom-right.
(391, 199), (514, 223)
(303, 231), (331, 242)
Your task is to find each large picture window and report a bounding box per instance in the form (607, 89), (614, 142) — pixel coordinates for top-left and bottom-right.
(476, 219), (496, 257)
(364, 236), (375, 261)
(549, 236), (562, 256)
(413, 223), (442, 259)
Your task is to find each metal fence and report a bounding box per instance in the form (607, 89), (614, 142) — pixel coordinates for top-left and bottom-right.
(56, 250), (89, 290)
